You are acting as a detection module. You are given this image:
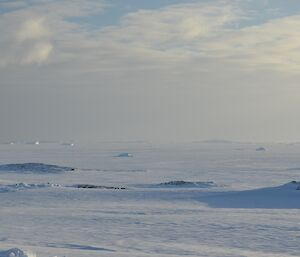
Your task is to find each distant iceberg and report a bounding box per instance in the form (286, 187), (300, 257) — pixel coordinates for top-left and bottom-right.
(115, 153), (133, 157)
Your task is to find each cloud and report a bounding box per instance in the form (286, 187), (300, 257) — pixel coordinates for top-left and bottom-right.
(0, 0), (105, 67)
(21, 42), (53, 64)
(16, 18), (49, 42)
(94, 1), (300, 73)
(1, 0), (300, 73)
(105, 2), (241, 50)
(0, 16), (52, 66)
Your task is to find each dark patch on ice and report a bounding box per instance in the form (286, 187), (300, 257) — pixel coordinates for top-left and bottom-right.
(199, 181), (300, 209)
(73, 184), (126, 190)
(157, 180), (218, 188)
(46, 243), (115, 252)
(256, 147), (266, 151)
(0, 163), (75, 174)
(115, 152), (133, 157)
(0, 248), (31, 257)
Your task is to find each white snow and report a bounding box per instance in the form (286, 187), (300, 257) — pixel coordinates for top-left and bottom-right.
(0, 142), (299, 257)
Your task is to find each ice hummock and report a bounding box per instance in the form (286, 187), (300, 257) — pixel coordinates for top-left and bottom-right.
(73, 184), (126, 190)
(0, 183), (126, 193)
(157, 180), (218, 188)
(0, 183), (60, 193)
(0, 248), (35, 257)
(0, 163), (75, 174)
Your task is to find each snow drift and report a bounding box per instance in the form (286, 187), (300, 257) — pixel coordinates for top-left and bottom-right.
(200, 181), (300, 209)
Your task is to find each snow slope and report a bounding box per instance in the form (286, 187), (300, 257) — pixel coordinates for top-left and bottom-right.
(0, 142), (299, 256)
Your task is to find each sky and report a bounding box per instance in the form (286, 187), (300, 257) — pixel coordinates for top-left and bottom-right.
(1, 0), (300, 143)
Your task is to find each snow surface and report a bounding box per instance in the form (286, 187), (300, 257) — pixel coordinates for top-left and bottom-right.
(0, 142), (300, 256)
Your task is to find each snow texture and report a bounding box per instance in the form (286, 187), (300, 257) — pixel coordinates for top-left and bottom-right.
(0, 142), (300, 257)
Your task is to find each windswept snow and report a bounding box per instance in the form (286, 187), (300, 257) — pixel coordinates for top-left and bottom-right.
(0, 163), (75, 174)
(0, 142), (300, 257)
(199, 181), (300, 209)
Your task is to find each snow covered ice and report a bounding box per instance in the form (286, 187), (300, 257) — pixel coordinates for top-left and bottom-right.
(0, 141), (300, 257)
(0, 248), (35, 257)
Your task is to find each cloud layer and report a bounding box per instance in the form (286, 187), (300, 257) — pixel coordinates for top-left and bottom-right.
(1, 0), (300, 72)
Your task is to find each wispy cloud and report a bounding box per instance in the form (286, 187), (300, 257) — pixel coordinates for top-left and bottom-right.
(95, 1), (300, 73)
